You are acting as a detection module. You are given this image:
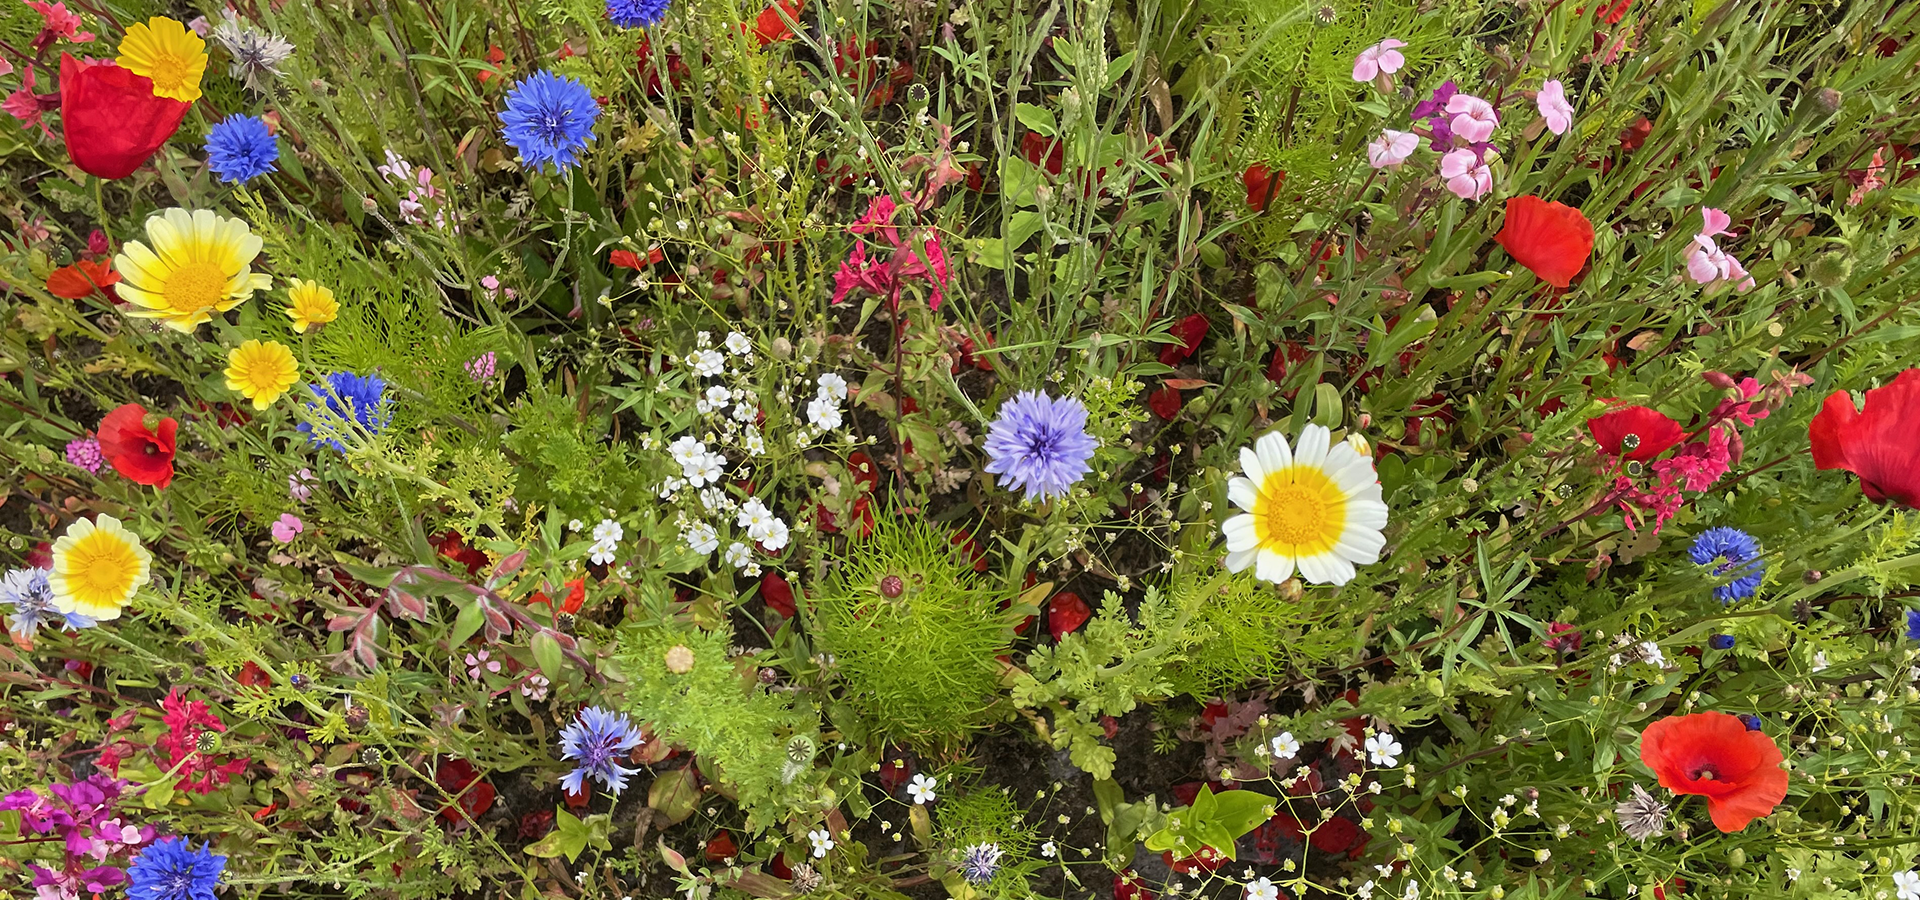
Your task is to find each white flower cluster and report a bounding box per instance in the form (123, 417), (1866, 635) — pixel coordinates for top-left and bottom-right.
(677, 332), (767, 455)
(806, 373), (850, 434)
(588, 518), (622, 565)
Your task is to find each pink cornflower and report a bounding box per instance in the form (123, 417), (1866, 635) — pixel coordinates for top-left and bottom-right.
(65, 437), (103, 473)
(1351, 39), (1407, 82)
(1440, 148), (1492, 200)
(270, 513), (304, 543)
(1367, 130), (1419, 168)
(1537, 80), (1574, 135)
(1445, 93), (1499, 144)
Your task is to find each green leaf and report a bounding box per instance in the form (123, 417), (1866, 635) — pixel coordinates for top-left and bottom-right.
(531, 631), (565, 681)
(648, 768), (700, 825)
(448, 600), (487, 650)
(525, 807), (590, 861)
(1015, 103), (1057, 137)
(1105, 51), (1137, 87)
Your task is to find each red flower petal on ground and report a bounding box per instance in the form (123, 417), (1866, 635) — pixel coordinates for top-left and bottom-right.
(1147, 385), (1182, 420)
(1159, 314), (1209, 365)
(1809, 368), (1920, 508)
(1048, 591), (1090, 641)
(1639, 711), (1788, 832)
(58, 55), (191, 180)
(1114, 870), (1156, 900)
(97, 402), (177, 488)
(761, 572), (797, 618)
(1494, 196), (1595, 289)
(46, 258), (119, 299)
(1243, 163), (1281, 212)
(705, 830), (738, 862)
(1587, 405), (1683, 462)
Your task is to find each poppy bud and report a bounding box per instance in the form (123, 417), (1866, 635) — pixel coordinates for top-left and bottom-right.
(345, 705), (370, 729)
(879, 574), (905, 598)
(195, 731), (219, 754)
(58, 55), (192, 180)
(1811, 87), (1842, 116)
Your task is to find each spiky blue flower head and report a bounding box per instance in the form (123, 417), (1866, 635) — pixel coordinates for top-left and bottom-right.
(1687, 527), (1764, 603)
(607, 0), (670, 28)
(499, 71), (600, 173)
(127, 838), (226, 900)
(1708, 634), (1735, 650)
(981, 391), (1099, 502)
(1, 567), (94, 638)
(1907, 609), (1920, 641)
(558, 706), (645, 797)
(203, 115), (279, 183)
(959, 842), (1003, 885)
(1738, 714), (1762, 732)
(299, 372), (391, 452)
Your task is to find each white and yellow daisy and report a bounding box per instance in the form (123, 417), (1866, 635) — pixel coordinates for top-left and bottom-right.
(48, 514), (153, 621)
(1222, 424), (1388, 586)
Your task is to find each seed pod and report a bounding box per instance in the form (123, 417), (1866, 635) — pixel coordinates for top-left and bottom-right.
(359, 747), (383, 767)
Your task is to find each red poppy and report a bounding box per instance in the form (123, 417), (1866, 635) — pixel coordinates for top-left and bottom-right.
(1597, 0), (1632, 24)
(1243, 163), (1281, 212)
(705, 830), (739, 862)
(1147, 384), (1182, 421)
(529, 577), (587, 617)
(1494, 196), (1595, 289)
(1159, 314), (1209, 366)
(1021, 132), (1064, 176)
(1114, 870), (1155, 900)
(46, 258), (119, 299)
(611, 247), (664, 270)
(475, 44), (506, 84)
(1619, 116), (1653, 152)
(1639, 711), (1788, 832)
(1048, 591), (1090, 641)
(1809, 368), (1920, 508)
(430, 531), (490, 575)
(749, 0), (802, 45)
(760, 571), (796, 618)
(97, 402), (178, 488)
(1587, 405), (1682, 462)
(434, 757), (496, 824)
(59, 55), (191, 180)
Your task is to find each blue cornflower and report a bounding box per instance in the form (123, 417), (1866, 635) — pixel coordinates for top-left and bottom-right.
(1738, 714), (1763, 731)
(203, 115), (279, 183)
(607, 0), (670, 28)
(959, 842), (1003, 885)
(299, 372), (391, 452)
(499, 71), (600, 173)
(1, 567), (94, 638)
(558, 706), (645, 796)
(1687, 527), (1765, 603)
(981, 391), (1099, 502)
(1708, 634), (1735, 650)
(1906, 609), (1920, 641)
(127, 838), (226, 900)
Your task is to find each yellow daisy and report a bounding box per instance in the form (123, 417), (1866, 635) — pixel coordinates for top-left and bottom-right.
(225, 339), (299, 409)
(116, 16), (209, 103)
(113, 208), (274, 333)
(284, 279), (340, 333)
(49, 515), (153, 622)
(1221, 424), (1389, 586)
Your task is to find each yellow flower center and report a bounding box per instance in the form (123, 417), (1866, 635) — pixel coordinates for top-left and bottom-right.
(162, 262), (229, 314)
(147, 52), (192, 92)
(64, 529), (141, 608)
(1253, 465), (1346, 556)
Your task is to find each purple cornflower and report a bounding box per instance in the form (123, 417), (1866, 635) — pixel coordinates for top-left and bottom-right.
(607, 0), (670, 27)
(299, 372), (391, 452)
(558, 706), (645, 796)
(1708, 634), (1734, 650)
(499, 71), (600, 173)
(981, 391), (1099, 501)
(959, 842), (1003, 885)
(65, 437), (103, 473)
(1907, 609), (1920, 641)
(1688, 527), (1765, 602)
(465, 351), (497, 384)
(1, 566), (94, 637)
(127, 837), (226, 900)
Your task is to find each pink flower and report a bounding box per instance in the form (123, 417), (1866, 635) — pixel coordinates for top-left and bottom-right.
(2, 65), (58, 139)
(1440, 148), (1492, 200)
(1700, 207), (1734, 238)
(289, 468), (315, 502)
(1445, 93), (1499, 143)
(464, 649), (501, 679)
(1351, 38), (1407, 82)
(64, 437), (103, 473)
(1536, 80), (1574, 135)
(1367, 130), (1420, 168)
(26, 1), (94, 51)
(1848, 147), (1887, 207)
(270, 513), (304, 543)
(1683, 209), (1755, 293)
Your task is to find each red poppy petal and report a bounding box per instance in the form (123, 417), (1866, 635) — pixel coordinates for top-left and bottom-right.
(1495, 196), (1595, 289)
(60, 56), (191, 180)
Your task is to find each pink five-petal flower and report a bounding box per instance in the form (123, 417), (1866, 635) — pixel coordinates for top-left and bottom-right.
(1537, 80), (1574, 135)
(1368, 130), (1420, 168)
(1351, 38), (1407, 81)
(1445, 93), (1499, 143)
(1700, 207), (1734, 238)
(1439, 148), (1492, 200)
(270, 513), (304, 543)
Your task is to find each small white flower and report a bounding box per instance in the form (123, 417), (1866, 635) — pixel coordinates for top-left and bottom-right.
(758, 518), (791, 552)
(1403, 880), (1420, 900)
(807, 396), (844, 431)
(1246, 877), (1280, 900)
(1534, 848), (1550, 863)
(817, 372), (849, 400)
(725, 542), (753, 569)
(697, 385), (732, 414)
(591, 519), (623, 544)
(1270, 732), (1301, 760)
(1895, 870), (1920, 900)
(725, 331), (753, 358)
(1812, 650), (1830, 673)
(684, 522), (719, 555)
(685, 454), (725, 488)
(668, 436), (707, 468)
(808, 829), (835, 858)
(907, 773), (937, 805)
(731, 400), (758, 423)
(589, 539), (618, 565)
(1356, 881), (1375, 900)
(689, 349), (725, 377)
(566, 519), (582, 532)
(657, 476), (685, 499)
(1040, 841), (1056, 858)
(737, 498), (772, 532)
(1366, 733), (1403, 768)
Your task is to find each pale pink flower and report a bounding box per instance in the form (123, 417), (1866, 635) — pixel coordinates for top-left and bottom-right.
(1367, 130), (1420, 168)
(270, 513), (304, 543)
(1684, 208), (1754, 292)
(1445, 93), (1499, 143)
(1439, 148), (1492, 200)
(1536, 80), (1574, 135)
(26, 1), (94, 47)
(1699, 207), (1734, 238)
(464, 649), (501, 679)
(289, 468), (315, 502)
(1351, 39), (1407, 82)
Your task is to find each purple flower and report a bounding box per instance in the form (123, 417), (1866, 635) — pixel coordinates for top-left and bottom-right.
(1410, 80), (1458, 120)
(981, 391), (1099, 501)
(1, 567), (93, 638)
(959, 842), (1003, 885)
(558, 706), (645, 797)
(65, 437), (103, 473)
(465, 351), (497, 384)
(1688, 527), (1764, 602)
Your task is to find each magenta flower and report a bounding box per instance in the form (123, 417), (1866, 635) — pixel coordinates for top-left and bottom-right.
(1351, 38), (1406, 81)
(1536, 80), (1574, 135)
(1444, 93), (1499, 143)
(1367, 130), (1420, 168)
(65, 437), (103, 473)
(270, 513), (303, 543)
(1440, 148), (1492, 200)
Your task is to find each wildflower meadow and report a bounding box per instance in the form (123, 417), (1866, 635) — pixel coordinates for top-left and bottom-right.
(2, 0), (1919, 898)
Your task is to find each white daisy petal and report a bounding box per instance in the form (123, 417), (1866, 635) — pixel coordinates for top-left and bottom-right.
(1335, 529), (1387, 564)
(1295, 424), (1331, 468)
(1240, 446), (1267, 484)
(1254, 549), (1294, 584)
(1223, 514), (1260, 551)
(1255, 432), (1292, 478)
(1228, 477), (1259, 512)
(1225, 547), (1259, 573)
(1346, 498), (1390, 530)
(1317, 554), (1358, 586)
